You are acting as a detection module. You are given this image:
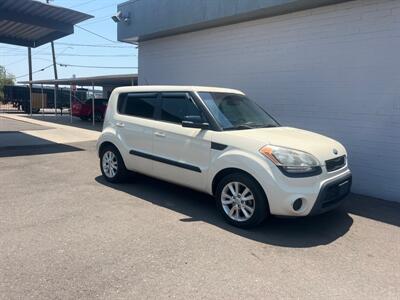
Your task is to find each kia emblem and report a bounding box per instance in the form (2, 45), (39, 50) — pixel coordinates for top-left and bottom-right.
(333, 149), (338, 155)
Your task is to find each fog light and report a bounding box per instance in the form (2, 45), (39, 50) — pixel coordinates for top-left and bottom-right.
(293, 198), (303, 211)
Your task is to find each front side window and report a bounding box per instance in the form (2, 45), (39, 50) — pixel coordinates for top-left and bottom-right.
(160, 93), (201, 124)
(118, 93), (157, 119)
(198, 92), (279, 130)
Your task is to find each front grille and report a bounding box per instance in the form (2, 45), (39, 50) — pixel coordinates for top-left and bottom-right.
(321, 177), (351, 208)
(309, 174), (352, 215)
(325, 155), (346, 172)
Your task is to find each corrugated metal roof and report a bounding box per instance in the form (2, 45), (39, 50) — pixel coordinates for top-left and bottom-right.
(0, 0), (93, 47)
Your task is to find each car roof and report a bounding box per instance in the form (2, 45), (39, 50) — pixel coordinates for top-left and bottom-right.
(112, 85), (245, 95)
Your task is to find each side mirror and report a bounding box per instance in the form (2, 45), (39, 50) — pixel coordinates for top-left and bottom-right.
(182, 115), (209, 129)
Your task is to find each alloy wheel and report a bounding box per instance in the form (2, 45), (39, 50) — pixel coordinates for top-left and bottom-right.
(102, 150), (118, 178)
(221, 181), (255, 222)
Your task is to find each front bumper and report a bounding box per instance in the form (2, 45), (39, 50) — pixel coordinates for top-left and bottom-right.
(259, 163), (352, 216)
(309, 173), (352, 215)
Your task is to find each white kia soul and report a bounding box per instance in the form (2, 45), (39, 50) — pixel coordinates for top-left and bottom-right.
(97, 86), (352, 228)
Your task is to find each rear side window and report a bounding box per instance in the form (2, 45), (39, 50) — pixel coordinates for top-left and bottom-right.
(160, 93), (201, 124)
(118, 93), (157, 119)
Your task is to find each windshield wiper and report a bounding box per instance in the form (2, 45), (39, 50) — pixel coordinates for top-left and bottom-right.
(242, 122), (280, 128)
(225, 122), (279, 130)
(261, 124), (279, 128)
(225, 124), (255, 130)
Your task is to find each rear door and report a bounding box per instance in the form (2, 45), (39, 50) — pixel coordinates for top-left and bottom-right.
(114, 92), (158, 175)
(151, 92), (212, 190)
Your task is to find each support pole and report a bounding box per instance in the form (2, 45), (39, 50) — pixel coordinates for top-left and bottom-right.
(28, 47), (32, 116)
(48, 0), (58, 116)
(69, 85), (72, 123)
(54, 84), (57, 116)
(60, 87), (62, 116)
(92, 82), (95, 126)
(51, 42), (58, 116)
(41, 84), (44, 118)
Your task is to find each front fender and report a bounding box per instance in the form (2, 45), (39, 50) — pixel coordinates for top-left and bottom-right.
(206, 149), (276, 198)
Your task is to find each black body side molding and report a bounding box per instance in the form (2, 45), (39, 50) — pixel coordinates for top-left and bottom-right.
(129, 150), (201, 173)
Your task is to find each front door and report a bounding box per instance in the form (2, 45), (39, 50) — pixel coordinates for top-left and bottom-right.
(151, 92), (211, 190)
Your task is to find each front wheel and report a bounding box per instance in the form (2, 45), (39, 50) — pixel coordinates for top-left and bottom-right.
(100, 145), (128, 183)
(215, 173), (269, 228)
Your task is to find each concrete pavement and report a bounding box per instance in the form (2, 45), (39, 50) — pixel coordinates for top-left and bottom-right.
(0, 116), (399, 299)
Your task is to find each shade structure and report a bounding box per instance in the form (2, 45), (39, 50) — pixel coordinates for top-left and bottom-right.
(19, 74), (139, 87)
(0, 0), (92, 48)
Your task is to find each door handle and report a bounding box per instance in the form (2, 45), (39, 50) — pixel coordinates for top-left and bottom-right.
(115, 122), (125, 128)
(154, 131), (166, 137)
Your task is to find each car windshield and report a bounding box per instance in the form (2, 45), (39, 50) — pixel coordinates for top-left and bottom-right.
(198, 92), (279, 130)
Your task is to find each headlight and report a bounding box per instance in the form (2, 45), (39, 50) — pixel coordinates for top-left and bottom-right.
(259, 145), (321, 176)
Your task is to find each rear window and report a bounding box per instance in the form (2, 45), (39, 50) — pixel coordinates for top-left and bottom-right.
(117, 93), (157, 119)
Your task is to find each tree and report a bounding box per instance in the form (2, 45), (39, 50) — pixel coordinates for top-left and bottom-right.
(0, 65), (15, 103)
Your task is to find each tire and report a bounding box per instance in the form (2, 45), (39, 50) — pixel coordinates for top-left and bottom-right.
(100, 145), (128, 183)
(94, 111), (103, 122)
(80, 116), (89, 121)
(215, 173), (269, 228)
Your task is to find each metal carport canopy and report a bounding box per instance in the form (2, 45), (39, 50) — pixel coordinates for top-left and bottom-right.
(19, 74), (139, 126)
(0, 0), (92, 48)
(19, 74), (139, 87)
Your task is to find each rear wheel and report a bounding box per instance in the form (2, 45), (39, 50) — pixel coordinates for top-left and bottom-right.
(100, 145), (128, 183)
(94, 111), (103, 122)
(215, 173), (269, 228)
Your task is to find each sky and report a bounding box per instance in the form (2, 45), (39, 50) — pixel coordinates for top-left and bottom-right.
(0, 0), (138, 83)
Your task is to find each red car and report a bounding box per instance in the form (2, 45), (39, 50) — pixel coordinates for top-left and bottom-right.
(72, 98), (108, 122)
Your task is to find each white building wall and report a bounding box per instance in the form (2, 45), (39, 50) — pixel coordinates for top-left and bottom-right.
(139, 0), (400, 202)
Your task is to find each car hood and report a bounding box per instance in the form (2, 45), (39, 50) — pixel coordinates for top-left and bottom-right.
(220, 127), (346, 164)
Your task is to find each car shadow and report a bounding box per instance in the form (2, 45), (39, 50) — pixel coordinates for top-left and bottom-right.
(95, 174), (354, 248)
(343, 194), (400, 227)
(0, 132), (83, 158)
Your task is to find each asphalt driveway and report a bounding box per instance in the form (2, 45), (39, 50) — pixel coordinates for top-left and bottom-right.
(0, 116), (399, 299)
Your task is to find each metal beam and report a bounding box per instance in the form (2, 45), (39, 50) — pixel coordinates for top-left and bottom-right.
(0, 37), (35, 47)
(0, 30), (72, 48)
(0, 10), (73, 33)
(18, 74), (138, 86)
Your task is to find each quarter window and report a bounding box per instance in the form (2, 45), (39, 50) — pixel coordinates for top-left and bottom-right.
(118, 93), (157, 119)
(160, 93), (201, 124)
